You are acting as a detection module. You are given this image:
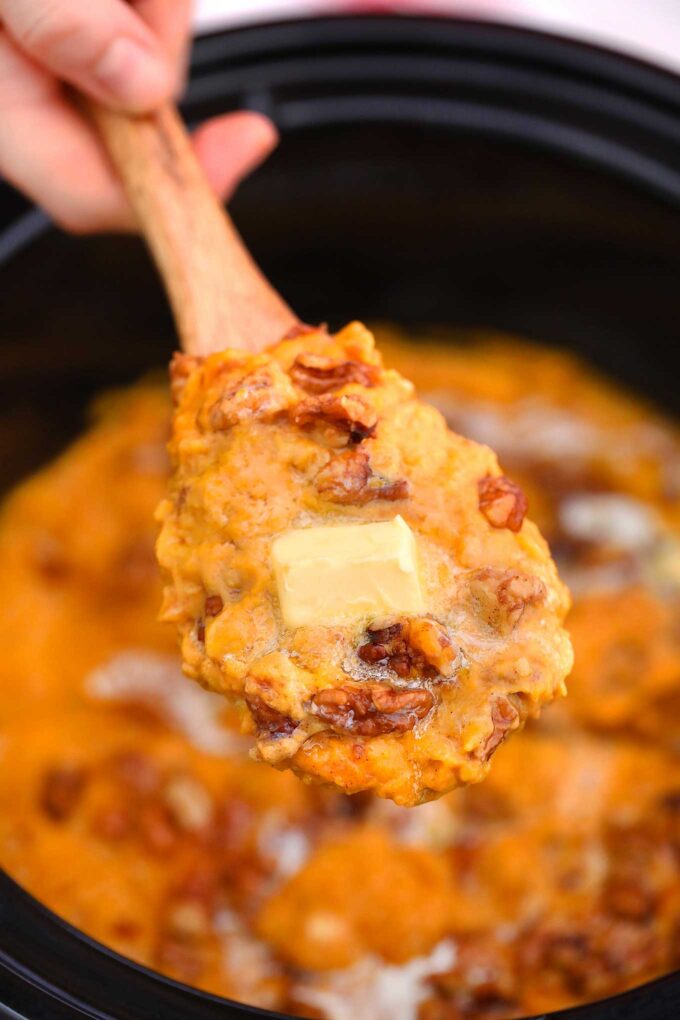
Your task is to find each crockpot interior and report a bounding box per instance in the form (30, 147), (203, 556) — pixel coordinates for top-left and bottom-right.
(1, 14), (680, 1020)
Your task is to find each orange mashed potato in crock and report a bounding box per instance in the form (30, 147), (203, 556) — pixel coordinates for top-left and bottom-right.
(1, 327), (680, 1019)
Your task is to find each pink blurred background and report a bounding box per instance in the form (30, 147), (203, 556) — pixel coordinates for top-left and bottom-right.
(194, 1), (680, 73)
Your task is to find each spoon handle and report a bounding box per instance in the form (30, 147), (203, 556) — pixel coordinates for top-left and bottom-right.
(90, 102), (297, 356)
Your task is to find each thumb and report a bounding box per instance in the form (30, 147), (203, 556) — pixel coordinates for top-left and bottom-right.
(0, 0), (174, 112)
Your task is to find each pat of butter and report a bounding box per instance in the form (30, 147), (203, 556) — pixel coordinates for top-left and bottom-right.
(271, 515), (425, 628)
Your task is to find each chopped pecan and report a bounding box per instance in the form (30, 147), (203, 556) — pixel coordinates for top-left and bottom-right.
(519, 919), (663, 999)
(424, 935), (520, 1020)
(496, 573), (545, 627)
(316, 449), (409, 505)
(660, 790), (680, 813)
(520, 928), (590, 997)
(208, 799), (254, 858)
(317, 448), (370, 501)
(358, 618), (456, 679)
(478, 475), (528, 532)
(204, 594), (223, 617)
(601, 823), (659, 921)
(39, 764), (87, 821)
(246, 695), (297, 738)
(292, 392), (378, 443)
(602, 873), (657, 922)
(470, 568), (545, 633)
(480, 696), (521, 759)
(169, 352), (203, 406)
(290, 353), (380, 395)
(310, 682), (433, 736)
(207, 365), (294, 430)
(373, 477), (410, 501)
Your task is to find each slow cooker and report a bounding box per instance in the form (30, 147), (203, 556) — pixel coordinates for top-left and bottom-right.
(1, 13), (679, 1020)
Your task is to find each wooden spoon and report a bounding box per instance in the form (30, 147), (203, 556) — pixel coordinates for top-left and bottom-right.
(89, 100), (572, 807)
(90, 102), (298, 356)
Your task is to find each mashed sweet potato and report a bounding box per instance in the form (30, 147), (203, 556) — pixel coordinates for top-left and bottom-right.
(157, 322), (572, 805)
(0, 328), (679, 1019)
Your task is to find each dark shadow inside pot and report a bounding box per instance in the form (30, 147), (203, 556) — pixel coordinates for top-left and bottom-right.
(1, 125), (679, 494)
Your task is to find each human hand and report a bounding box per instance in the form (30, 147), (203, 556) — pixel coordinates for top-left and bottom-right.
(0, 0), (278, 232)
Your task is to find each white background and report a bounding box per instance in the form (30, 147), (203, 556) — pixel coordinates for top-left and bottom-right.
(194, 1), (680, 74)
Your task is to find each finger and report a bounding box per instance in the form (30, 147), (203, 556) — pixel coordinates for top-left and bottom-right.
(0, 33), (280, 233)
(0, 0), (173, 112)
(192, 112), (279, 202)
(0, 30), (130, 232)
(134, 0), (192, 95)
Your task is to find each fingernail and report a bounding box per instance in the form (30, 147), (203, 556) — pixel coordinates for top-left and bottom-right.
(94, 37), (171, 111)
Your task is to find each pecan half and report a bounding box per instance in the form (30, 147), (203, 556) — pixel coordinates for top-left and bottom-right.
(311, 682), (433, 736)
(358, 618), (456, 678)
(207, 365), (294, 430)
(316, 449), (409, 505)
(246, 695), (297, 738)
(39, 764), (87, 821)
(478, 475), (528, 532)
(290, 353), (380, 395)
(358, 623), (403, 665)
(480, 696), (521, 759)
(470, 568), (545, 633)
(292, 392), (378, 443)
(204, 594), (223, 617)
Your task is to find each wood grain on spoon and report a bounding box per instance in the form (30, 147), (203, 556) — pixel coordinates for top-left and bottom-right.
(90, 102), (298, 356)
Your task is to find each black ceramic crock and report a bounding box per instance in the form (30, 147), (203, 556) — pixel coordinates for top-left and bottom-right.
(1, 14), (680, 1020)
